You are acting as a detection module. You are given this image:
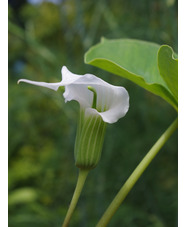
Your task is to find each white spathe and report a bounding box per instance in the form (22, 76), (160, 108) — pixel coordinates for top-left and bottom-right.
(18, 66), (129, 123)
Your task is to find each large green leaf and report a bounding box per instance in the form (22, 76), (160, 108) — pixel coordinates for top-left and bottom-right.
(158, 45), (178, 101)
(84, 38), (177, 110)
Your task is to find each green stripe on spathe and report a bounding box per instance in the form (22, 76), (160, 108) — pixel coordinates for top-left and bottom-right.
(74, 111), (106, 170)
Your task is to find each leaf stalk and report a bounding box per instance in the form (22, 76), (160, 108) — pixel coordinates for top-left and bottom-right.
(96, 118), (178, 227)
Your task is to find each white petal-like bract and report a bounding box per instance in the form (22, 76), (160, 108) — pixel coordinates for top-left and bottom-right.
(18, 66), (129, 123)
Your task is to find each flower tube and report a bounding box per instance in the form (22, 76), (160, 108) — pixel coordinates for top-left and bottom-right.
(18, 66), (129, 169)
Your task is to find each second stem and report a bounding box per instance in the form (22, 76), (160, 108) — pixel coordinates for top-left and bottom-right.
(96, 118), (178, 227)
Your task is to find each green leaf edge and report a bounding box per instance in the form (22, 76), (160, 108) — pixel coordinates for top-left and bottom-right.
(84, 38), (178, 111)
(157, 44), (178, 101)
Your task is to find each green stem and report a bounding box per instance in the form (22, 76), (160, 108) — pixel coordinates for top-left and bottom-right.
(96, 118), (178, 227)
(62, 169), (89, 227)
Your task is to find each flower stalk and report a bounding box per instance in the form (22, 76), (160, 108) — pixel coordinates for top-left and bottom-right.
(96, 117), (178, 227)
(62, 169), (89, 227)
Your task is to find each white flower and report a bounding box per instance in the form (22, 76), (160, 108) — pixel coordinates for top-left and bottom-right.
(18, 66), (129, 169)
(18, 66), (129, 124)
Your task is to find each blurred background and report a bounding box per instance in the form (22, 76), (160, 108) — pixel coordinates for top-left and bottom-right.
(8, 0), (178, 226)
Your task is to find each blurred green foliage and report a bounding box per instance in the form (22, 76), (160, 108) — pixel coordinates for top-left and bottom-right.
(8, 0), (178, 226)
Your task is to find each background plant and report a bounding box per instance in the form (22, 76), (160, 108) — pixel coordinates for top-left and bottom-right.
(9, 0), (177, 226)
